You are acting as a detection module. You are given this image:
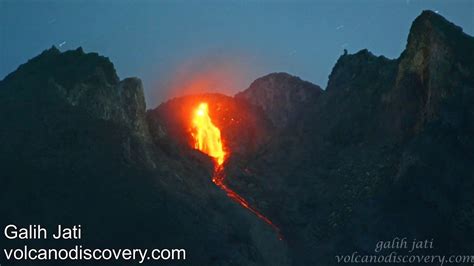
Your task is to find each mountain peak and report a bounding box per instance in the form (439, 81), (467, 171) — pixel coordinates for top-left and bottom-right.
(390, 10), (474, 136)
(399, 9), (474, 83)
(235, 72), (322, 128)
(414, 10), (459, 28)
(327, 48), (396, 93)
(2, 47), (119, 87)
(406, 10), (469, 51)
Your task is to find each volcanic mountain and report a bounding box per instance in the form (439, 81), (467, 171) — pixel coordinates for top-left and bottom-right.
(0, 48), (288, 266)
(222, 10), (474, 265)
(1, 10), (473, 266)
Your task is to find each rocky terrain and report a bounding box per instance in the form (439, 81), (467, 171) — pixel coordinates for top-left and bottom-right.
(1, 10), (473, 266)
(224, 10), (474, 265)
(235, 72), (322, 129)
(0, 48), (288, 266)
(148, 93), (274, 157)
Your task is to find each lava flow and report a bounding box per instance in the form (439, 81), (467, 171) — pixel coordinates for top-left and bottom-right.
(191, 102), (282, 239)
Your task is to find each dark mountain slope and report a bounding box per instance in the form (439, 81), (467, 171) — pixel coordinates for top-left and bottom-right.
(224, 10), (474, 265)
(1, 9), (472, 266)
(147, 93), (273, 158)
(235, 72), (323, 129)
(388, 10), (474, 137)
(0, 47), (289, 266)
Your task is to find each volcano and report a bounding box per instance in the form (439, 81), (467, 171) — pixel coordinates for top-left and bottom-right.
(1, 10), (474, 266)
(148, 94), (283, 238)
(190, 101), (282, 239)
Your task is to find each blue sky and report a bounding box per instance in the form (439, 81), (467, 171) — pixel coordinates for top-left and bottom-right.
(1, 0), (473, 107)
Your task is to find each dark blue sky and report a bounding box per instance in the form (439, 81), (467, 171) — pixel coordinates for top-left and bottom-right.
(1, 0), (473, 107)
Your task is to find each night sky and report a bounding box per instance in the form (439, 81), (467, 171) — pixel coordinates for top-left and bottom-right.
(1, 0), (473, 108)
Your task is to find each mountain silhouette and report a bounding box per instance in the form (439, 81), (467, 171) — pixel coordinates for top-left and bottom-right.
(1, 10), (473, 266)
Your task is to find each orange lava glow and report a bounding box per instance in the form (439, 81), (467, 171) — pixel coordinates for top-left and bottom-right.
(191, 102), (282, 240)
(191, 103), (226, 165)
(163, 58), (248, 101)
(212, 165), (282, 240)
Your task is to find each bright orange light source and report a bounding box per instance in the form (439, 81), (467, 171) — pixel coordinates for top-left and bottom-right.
(189, 101), (282, 240)
(191, 102), (226, 165)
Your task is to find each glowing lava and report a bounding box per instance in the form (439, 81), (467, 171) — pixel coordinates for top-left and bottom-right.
(191, 102), (282, 239)
(191, 103), (226, 165)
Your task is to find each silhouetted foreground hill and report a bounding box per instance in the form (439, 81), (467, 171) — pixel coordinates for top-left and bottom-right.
(1, 10), (473, 266)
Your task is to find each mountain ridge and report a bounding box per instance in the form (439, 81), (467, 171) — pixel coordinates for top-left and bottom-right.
(1, 9), (473, 266)
(235, 72), (323, 129)
(0, 45), (289, 266)
(223, 10), (474, 265)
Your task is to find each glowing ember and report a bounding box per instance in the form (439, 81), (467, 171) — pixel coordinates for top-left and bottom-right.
(191, 102), (282, 240)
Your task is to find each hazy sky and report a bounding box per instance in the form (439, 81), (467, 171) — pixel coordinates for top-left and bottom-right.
(1, 0), (473, 107)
